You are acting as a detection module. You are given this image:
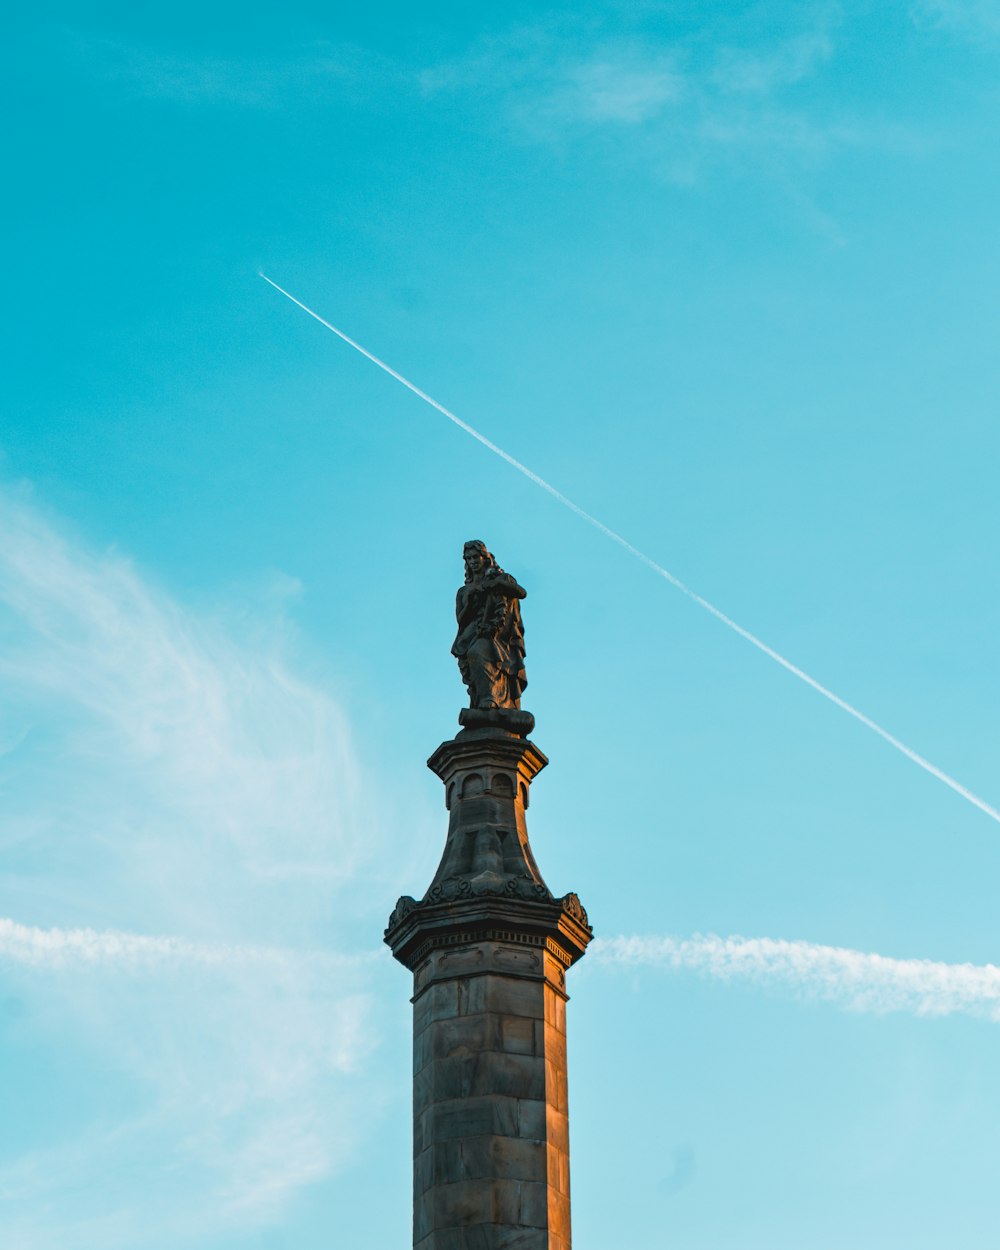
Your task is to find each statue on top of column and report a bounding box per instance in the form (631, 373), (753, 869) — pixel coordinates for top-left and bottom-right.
(452, 541), (527, 711)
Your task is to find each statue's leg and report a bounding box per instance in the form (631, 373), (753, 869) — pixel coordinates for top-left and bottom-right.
(466, 639), (499, 709)
(487, 664), (509, 710)
(457, 655), (474, 704)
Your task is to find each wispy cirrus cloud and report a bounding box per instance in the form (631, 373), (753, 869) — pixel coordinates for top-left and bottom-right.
(0, 486), (368, 932)
(418, 9), (922, 188)
(419, 31), (689, 130)
(593, 933), (1000, 1022)
(0, 484), (385, 1248)
(710, 28), (835, 94)
(541, 49), (685, 125)
(910, 0), (1000, 40)
(0, 945), (380, 1249)
(41, 11), (933, 183)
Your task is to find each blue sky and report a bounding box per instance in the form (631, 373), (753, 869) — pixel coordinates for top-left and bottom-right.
(2, 1), (1000, 1246)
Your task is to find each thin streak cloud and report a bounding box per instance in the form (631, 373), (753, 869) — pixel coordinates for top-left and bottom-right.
(594, 933), (1000, 1022)
(9, 916), (997, 1027)
(0, 917), (375, 973)
(259, 273), (1000, 828)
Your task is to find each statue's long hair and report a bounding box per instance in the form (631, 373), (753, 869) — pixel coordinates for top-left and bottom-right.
(463, 540), (497, 583)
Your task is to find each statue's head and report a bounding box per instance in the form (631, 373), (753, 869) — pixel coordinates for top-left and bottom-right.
(463, 540), (495, 582)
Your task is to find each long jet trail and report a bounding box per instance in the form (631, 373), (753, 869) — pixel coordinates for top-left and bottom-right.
(259, 272), (1000, 827)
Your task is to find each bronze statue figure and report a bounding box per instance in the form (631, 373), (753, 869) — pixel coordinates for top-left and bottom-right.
(452, 541), (527, 710)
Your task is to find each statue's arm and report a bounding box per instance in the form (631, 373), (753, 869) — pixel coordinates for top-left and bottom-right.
(486, 570), (526, 599)
(455, 586), (477, 625)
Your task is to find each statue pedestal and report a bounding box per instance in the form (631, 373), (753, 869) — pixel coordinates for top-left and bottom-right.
(386, 731), (591, 1250)
(457, 706), (535, 737)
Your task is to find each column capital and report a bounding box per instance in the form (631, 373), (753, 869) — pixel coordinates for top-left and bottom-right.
(385, 729), (592, 977)
(427, 731), (548, 788)
(385, 892), (592, 982)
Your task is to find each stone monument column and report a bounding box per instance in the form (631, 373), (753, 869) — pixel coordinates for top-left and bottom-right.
(385, 541), (592, 1250)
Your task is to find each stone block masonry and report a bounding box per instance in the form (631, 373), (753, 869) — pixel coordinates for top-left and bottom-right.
(412, 945), (572, 1249)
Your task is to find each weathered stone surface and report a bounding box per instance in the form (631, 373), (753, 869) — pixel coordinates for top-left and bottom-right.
(416, 1226), (548, 1250)
(406, 949), (579, 1249)
(546, 1144), (570, 1197)
(418, 1135), (546, 1187)
(416, 1177), (549, 1230)
(545, 1105), (570, 1156)
(418, 1051), (545, 1102)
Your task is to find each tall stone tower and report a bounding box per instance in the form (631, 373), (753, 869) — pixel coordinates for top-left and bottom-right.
(385, 541), (592, 1250)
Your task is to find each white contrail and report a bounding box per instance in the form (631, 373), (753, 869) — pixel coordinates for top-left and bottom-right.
(0, 917), (372, 972)
(259, 272), (1000, 827)
(592, 933), (1000, 1022)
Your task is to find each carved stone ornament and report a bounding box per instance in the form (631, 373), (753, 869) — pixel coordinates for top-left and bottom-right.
(423, 873), (554, 906)
(387, 895), (419, 930)
(559, 892), (590, 929)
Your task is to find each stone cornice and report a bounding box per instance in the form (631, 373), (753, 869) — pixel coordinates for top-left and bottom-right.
(385, 893), (592, 974)
(426, 734), (548, 785)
